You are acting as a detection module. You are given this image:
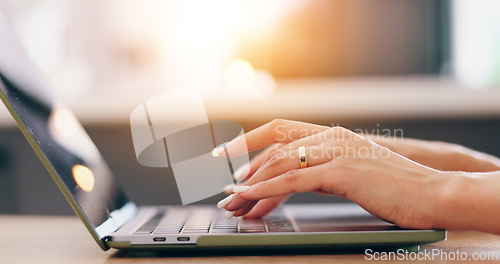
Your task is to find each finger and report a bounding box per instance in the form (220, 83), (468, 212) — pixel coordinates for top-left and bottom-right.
(225, 144), (284, 194)
(236, 143), (283, 182)
(225, 144), (336, 212)
(237, 164), (331, 201)
(275, 128), (334, 153)
(231, 199), (258, 218)
(217, 119), (328, 158)
(246, 143), (336, 187)
(241, 195), (289, 219)
(222, 129), (337, 209)
(224, 127), (357, 212)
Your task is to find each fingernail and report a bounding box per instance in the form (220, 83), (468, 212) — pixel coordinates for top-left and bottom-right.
(233, 163), (250, 181)
(232, 185), (250, 193)
(225, 211), (236, 219)
(212, 142), (228, 157)
(217, 194), (234, 209)
(222, 184), (234, 194)
(212, 146), (224, 157)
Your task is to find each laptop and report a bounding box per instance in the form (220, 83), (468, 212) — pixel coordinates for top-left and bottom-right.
(0, 11), (445, 252)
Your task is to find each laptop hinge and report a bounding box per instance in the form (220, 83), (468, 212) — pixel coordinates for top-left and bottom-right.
(95, 202), (138, 238)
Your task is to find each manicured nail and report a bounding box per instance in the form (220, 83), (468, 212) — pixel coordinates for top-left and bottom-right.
(233, 163), (250, 181)
(217, 194), (234, 209)
(225, 211), (236, 219)
(232, 185), (250, 193)
(212, 142), (228, 157)
(212, 146), (224, 157)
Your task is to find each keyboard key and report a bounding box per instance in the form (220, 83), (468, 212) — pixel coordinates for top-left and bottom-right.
(211, 229), (238, 233)
(182, 230), (209, 234)
(240, 229), (266, 233)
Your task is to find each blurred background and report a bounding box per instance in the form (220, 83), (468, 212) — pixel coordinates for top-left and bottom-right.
(0, 0), (499, 215)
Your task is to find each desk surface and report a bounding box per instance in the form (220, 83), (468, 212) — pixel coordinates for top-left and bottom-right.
(1, 215), (500, 263)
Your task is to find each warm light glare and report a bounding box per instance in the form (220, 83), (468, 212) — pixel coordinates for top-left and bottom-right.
(72, 165), (95, 192)
(52, 109), (78, 136)
(225, 59), (255, 92)
(241, 0), (304, 34)
(156, 0), (247, 93)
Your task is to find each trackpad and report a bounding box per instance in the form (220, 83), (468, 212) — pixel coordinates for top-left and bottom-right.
(284, 203), (399, 232)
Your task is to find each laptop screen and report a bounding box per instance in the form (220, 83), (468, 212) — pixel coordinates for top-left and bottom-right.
(0, 11), (133, 244)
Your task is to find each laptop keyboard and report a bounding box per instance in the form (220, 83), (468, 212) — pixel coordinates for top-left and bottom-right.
(134, 208), (295, 235)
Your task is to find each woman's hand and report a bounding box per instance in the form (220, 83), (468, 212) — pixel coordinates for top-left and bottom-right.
(219, 120), (329, 218)
(216, 119), (500, 233)
(217, 119), (445, 229)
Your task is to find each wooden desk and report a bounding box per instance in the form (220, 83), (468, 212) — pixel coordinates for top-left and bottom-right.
(1, 215), (499, 263)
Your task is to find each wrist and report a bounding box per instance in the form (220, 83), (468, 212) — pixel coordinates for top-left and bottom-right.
(432, 171), (482, 230)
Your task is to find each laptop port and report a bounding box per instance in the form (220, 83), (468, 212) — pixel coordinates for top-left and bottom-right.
(153, 237), (166, 242)
(177, 237), (190, 242)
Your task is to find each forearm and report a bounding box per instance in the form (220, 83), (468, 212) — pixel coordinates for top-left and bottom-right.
(433, 171), (500, 234)
(452, 144), (500, 172)
(409, 140), (500, 172)
(365, 135), (500, 172)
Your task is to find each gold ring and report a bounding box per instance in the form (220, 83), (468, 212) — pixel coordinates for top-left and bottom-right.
(298, 146), (307, 168)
